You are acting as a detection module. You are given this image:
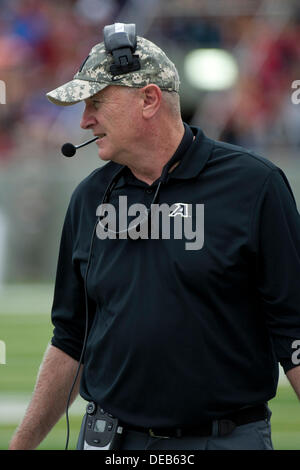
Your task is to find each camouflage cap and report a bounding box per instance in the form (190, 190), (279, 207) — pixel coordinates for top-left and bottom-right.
(46, 36), (180, 106)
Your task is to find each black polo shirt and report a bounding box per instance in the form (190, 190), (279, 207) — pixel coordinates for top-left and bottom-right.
(51, 124), (300, 428)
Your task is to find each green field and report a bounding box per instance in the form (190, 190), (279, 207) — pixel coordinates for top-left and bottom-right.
(0, 285), (299, 450)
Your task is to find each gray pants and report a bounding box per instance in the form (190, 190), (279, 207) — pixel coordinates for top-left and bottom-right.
(77, 414), (273, 450)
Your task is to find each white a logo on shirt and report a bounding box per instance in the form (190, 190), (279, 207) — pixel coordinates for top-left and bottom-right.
(169, 203), (190, 218)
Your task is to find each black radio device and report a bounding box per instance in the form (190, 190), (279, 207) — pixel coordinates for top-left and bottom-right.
(83, 402), (123, 450)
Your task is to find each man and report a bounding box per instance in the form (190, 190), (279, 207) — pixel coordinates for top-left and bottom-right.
(9, 23), (300, 451)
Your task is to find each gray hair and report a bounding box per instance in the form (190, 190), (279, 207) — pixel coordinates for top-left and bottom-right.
(122, 86), (181, 118)
(162, 91), (181, 118)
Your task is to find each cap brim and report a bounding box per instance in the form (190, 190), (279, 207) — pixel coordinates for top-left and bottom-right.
(46, 78), (108, 106)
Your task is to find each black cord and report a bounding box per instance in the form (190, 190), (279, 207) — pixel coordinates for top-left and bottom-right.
(64, 219), (98, 450)
(64, 168), (124, 450)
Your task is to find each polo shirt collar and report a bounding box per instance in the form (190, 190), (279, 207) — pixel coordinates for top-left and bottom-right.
(167, 125), (214, 180)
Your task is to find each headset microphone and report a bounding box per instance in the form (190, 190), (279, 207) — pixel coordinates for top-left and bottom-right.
(61, 136), (98, 157)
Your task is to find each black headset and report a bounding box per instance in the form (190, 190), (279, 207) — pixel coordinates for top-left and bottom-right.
(104, 23), (141, 76)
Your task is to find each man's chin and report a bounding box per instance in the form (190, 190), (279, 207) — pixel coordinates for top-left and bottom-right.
(97, 148), (123, 165)
(98, 152), (110, 162)
(97, 148), (112, 162)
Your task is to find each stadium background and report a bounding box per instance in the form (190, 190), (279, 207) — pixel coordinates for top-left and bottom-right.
(0, 0), (299, 450)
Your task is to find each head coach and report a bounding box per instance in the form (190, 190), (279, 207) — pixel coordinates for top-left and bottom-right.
(9, 23), (300, 450)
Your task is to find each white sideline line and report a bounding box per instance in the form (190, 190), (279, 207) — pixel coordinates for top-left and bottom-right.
(0, 284), (54, 315)
(0, 394), (86, 424)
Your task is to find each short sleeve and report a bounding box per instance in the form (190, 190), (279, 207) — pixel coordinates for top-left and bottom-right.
(50, 203), (95, 362)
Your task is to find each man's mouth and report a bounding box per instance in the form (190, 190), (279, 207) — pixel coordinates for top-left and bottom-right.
(96, 133), (106, 140)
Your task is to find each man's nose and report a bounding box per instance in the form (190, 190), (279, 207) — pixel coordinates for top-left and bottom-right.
(80, 106), (97, 130)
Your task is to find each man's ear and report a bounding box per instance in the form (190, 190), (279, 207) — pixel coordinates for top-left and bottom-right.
(141, 84), (162, 119)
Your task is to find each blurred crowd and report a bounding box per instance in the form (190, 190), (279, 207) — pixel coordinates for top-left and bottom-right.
(1, 0), (300, 165)
(152, 8), (300, 151)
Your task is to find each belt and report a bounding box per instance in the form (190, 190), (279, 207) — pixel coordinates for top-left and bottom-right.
(119, 404), (269, 439)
